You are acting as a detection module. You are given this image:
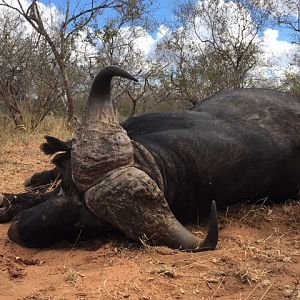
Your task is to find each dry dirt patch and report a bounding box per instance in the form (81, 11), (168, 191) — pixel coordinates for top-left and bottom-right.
(0, 135), (299, 300)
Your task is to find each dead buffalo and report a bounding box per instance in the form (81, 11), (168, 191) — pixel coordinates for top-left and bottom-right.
(1, 66), (300, 251)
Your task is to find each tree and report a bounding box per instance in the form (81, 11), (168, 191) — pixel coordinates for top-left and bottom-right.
(156, 0), (267, 104)
(261, 0), (300, 44)
(271, 0), (300, 95)
(0, 14), (63, 130)
(0, 0), (153, 124)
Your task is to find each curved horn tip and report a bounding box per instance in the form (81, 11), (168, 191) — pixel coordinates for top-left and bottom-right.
(180, 200), (219, 253)
(199, 200), (219, 251)
(208, 200), (219, 249)
(99, 65), (138, 82)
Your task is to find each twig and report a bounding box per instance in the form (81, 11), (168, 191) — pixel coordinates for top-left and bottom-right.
(259, 283), (273, 300)
(209, 276), (224, 299)
(245, 283), (260, 300)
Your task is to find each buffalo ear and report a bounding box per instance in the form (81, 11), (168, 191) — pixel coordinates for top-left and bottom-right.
(40, 142), (54, 155)
(40, 135), (72, 155)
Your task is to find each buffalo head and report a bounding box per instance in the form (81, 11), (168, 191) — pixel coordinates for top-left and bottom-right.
(71, 66), (218, 251)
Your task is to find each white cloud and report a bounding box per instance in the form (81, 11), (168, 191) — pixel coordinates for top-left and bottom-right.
(71, 29), (98, 64)
(114, 26), (169, 57)
(257, 28), (298, 84)
(129, 25), (170, 56)
(129, 28), (155, 55)
(262, 29), (296, 62)
(155, 25), (170, 40)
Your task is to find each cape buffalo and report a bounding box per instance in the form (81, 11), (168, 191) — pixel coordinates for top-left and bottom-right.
(1, 66), (299, 251)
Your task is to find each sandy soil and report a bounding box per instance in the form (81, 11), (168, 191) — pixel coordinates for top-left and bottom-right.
(0, 134), (299, 300)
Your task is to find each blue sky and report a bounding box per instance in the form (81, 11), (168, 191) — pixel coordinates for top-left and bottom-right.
(41, 0), (176, 18)
(0, 0), (296, 82)
(39, 0), (294, 43)
(275, 25), (295, 42)
(155, 0), (177, 22)
(41, 0), (177, 25)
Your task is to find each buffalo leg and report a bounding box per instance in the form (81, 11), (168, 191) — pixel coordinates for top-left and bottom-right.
(24, 168), (61, 190)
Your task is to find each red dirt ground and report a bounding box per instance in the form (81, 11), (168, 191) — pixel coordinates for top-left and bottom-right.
(0, 134), (299, 300)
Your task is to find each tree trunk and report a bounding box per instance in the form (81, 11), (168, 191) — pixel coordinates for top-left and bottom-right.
(130, 100), (137, 117)
(57, 59), (74, 124)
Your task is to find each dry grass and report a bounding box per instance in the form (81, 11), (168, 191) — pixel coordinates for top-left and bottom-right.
(150, 265), (178, 278)
(64, 267), (82, 285)
(0, 115), (72, 145)
(237, 262), (270, 286)
(0, 127), (299, 299)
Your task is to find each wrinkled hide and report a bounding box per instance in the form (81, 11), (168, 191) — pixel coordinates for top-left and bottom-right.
(122, 89), (300, 221)
(72, 66), (137, 192)
(72, 123), (134, 192)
